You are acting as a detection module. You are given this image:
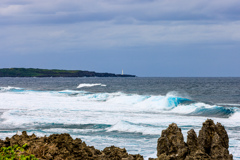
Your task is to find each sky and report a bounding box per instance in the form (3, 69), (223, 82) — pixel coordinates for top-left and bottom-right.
(0, 0), (240, 77)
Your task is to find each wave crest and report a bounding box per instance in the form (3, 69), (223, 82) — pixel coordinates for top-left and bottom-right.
(77, 83), (106, 88)
(0, 86), (238, 118)
(0, 86), (24, 92)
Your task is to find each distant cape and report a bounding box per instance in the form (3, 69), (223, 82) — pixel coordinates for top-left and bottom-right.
(0, 68), (136, 77)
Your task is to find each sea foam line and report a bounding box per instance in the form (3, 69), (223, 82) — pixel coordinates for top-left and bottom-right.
(0, 86), (24, 92)
(77, 83), (106, 88)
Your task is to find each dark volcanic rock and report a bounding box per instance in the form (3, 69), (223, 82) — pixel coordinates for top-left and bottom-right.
(156, 119), (233, 160)
(157, 123), (188, 159)
(210, 132), (232, 160)
(198, 119), (217, 154)
(0, 119), (232, 160)
(186, 129), (198, 155)
(197, 119), (232, 160)
(0, 132), (143, 160)
(215, 122), (229, 149)
(101, 146), (143, 160)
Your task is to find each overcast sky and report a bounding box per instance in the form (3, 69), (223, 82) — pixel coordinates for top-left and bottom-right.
(0, 0), (240, 77)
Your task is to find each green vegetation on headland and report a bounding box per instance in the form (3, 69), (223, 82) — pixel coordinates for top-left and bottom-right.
(0, 144), (37, 160)
(0, 68), (136, 77)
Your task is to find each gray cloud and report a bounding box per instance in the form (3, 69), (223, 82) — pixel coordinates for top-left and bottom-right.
(1, 20), (240, 57)
(1, 0), (240, 25)
(0, 0), (240, 76)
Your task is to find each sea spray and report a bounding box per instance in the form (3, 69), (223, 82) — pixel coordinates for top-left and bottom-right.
(0, 77), (239, 159)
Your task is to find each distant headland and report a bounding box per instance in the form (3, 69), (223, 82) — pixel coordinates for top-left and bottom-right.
(0, 68), (136, 77)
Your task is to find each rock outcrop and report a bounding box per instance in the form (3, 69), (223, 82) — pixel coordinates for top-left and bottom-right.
(156, 119), (233, 160)
(0, 132), (143, 160)
(157, 123), (188, 159)
(0, 119), (233, 160)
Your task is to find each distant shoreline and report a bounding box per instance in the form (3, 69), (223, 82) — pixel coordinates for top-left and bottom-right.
(0, 68), (136, 77)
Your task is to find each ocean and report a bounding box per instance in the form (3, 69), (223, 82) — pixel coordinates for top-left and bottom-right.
(0, 77), (239, 159)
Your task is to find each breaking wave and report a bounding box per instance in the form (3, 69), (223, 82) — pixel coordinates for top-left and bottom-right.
(77, 83), (106, 88)
(0, 86), (238, 118)
(0, 86), (24, 92)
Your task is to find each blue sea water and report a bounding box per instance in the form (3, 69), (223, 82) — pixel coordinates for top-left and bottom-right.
(0, 77), (240, 159)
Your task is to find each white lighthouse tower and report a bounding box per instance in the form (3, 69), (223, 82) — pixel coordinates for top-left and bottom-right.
(122, 69), (124, 75)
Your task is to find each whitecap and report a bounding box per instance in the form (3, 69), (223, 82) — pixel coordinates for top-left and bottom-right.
(77, 83), (106, 88)
(0, 86), (24, 92)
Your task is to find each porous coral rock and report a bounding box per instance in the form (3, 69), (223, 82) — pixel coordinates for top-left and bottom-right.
(156, 119), (233, 160)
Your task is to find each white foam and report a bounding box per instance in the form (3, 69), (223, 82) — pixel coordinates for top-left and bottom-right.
(0, 86), (23, 92)
(42, 128), (104, 134)
(170, 104), (197, 114)
(106, 93), (149, 106)
(133, 95), (167, 111)
(107, 120), (163, 135)
(77, 83), (106, 88)
(59, 90), (87, 94)
(169, 102), (216, 114)
(217, 103), (240, 107)
(166, 91), (191, 99)
(229, 112), (240, 120)
(0, 89), (239, 159)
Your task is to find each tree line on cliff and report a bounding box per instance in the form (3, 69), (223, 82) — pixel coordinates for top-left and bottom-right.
(0, 68), (136, 77)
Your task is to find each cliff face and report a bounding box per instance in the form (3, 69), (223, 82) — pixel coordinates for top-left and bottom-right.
(155, 119), (233, 160)
(0, 68), (136, 77)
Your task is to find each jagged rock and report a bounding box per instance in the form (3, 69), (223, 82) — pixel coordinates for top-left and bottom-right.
(185, 129), (211, 160)
(101, 146), (143, 160)
(157, 123), (188, 159)
(0, 119), (233, 160)
(198, 119), (217, 154)
(0, 131), (143, 160)
(210, 132), (233, 160)
(197, 119), (232, 160)
(185, 149), (210, 160)
(186, 129), (198, 155)
(156, 119), (233, 160)
(215, 122), (229, 149)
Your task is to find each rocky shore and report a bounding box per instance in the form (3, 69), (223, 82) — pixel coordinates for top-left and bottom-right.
(154, 119), (233, 160)
(0, 119), (233, 160)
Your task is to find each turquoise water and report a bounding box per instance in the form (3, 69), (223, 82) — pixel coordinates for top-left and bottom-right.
(0, 77), (239, 159)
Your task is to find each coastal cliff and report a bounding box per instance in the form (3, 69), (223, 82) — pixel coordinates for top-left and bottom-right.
(0, 119), (232, 159)
(0, 68), (136, 77)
